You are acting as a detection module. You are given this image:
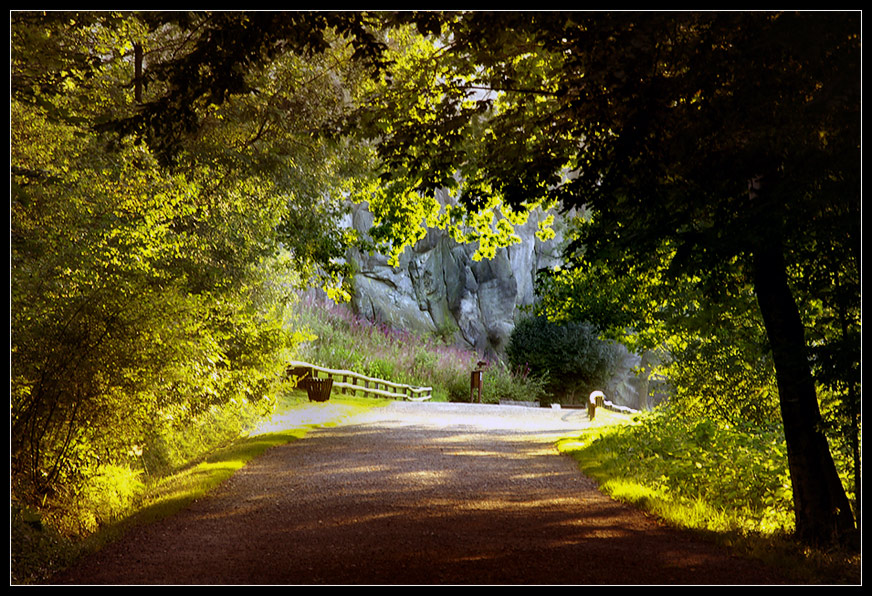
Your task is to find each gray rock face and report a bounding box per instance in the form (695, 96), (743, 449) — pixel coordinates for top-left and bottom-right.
(341, 195), (661, 411)
(345, 197), (564, 358)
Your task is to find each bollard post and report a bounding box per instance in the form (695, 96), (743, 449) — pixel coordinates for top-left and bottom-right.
(470, 369), (483, 403)
(588, 391), (605, 420)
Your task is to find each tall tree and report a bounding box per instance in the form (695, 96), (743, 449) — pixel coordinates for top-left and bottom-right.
(11, 11), (290, 502)
(354, 11), (860, 546)
(10, 10), (392, 511)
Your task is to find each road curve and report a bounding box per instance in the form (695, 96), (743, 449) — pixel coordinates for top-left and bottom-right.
(51, 402), (787, 585)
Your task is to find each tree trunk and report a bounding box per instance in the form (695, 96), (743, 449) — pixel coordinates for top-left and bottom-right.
(749, 181), (856, 546)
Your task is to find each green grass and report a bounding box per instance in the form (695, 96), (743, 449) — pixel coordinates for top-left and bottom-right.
(557, 408), (861, 584)
(118, 390), (383, 526)
(291, 294), (548, 404)
(11, 390), (384, 584)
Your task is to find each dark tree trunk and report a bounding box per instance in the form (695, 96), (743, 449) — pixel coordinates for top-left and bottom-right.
(749, 181), (856, 546)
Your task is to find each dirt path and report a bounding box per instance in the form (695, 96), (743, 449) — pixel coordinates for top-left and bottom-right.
(52, 402), (787, 585)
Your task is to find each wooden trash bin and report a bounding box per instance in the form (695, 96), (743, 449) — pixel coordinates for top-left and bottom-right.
(306, 377), (333, 402)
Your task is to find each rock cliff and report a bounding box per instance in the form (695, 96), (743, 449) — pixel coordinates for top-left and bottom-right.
(344, 193), (565, 358)
(339, 193), (663, 411)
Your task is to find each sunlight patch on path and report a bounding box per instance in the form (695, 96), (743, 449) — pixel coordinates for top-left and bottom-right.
(250, 402), (363, 436)
(348, 401), (597, 437)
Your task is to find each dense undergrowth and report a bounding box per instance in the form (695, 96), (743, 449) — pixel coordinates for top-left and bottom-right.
(11, 389), (375, 584)
(12, 394), (273, 584)
(558, 405), (860, 584)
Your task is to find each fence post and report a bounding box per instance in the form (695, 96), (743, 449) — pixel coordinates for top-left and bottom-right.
(588, 391), (605, 420)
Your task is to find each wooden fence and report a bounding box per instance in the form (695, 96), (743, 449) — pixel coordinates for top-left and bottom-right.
(287, 360), (433, 402)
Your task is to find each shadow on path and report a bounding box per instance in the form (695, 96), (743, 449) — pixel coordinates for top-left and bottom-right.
(52, 402), (787, 585)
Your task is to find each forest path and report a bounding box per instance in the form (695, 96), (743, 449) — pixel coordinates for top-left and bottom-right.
(52, 402), (786, 585)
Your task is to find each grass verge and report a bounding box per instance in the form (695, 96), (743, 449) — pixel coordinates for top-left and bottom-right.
(557, 411), (861, 584)
(14, 391), (384, 584)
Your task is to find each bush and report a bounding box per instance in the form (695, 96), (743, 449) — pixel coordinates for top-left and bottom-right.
(11, 503), (79, 585)
(506, 315), (622, 402)
(561, 405), (795, 535)
(480, 363), (549, 404)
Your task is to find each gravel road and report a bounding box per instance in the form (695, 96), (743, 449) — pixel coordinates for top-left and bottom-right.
(51, 401), (787, 585)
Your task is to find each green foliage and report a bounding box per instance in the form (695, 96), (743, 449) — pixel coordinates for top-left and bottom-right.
(444, 362), (549, 405)
(506, 316), (622, 402)
(64, 465), (145, 537)
(346, 11), (860, 542)
(665, 326), (780, 427)
(10, 11), (365, 531)
(140, 394), (276, 479)
(538, 242), (782, 425)
(533, 240), (675, 353)
(480, 365), (549, 405)
(11, 9), (860, 555)
(92, 11), (393, 166)
(9, 109), (297, 506)
(11, 503), (80, 586)
(560, 406), (796, 535)
(343, 21), (554, 265)
(25, 390), (277, 547)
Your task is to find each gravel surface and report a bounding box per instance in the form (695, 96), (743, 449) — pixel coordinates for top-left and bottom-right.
(51, 401), (788, 585)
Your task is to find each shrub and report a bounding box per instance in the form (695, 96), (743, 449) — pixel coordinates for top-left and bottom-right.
(63, 464), (145, 536)
(506, 315), (622, 401)
(478, 363), (549, 404)
(141, 396), (272, 477)
(560, 404), (795, 535)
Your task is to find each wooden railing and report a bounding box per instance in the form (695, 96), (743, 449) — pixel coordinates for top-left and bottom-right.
(287, 360), (433, 401)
